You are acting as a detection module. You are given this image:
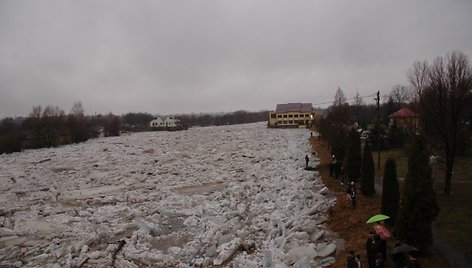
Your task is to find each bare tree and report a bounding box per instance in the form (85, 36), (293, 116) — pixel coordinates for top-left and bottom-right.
(104, 114), (121, 137)
(389, 84), (412, 107)
(353, 92), (364, 106)
(329, 87), (350, 125)
(333, 86), (347, 106)
(42, 105), (64, 118)
(70, 101), (85, 118)
(24, 105), (66, 148)
(418, 51), (472, 195)
(408, 60), (429, 98)
(68, 101), (90, 143)
(30, 105), (42, 118)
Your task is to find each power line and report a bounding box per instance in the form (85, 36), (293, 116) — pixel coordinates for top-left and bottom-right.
(312, 92), (378, 107)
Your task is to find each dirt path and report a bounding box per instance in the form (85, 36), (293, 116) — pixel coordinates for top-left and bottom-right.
(310, 137), (386, 268)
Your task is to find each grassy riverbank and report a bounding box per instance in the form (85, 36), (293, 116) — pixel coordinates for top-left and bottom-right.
(311, 137), (458, 268)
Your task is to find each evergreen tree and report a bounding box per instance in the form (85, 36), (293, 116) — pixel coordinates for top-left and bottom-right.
(381, 158), (400, 227)
(330, 127), (348, 162)
(361, 142), (375, 196)
(395, 136), (439, 253)
(369, 123), (389, 150)
(346, 128), (362, 182)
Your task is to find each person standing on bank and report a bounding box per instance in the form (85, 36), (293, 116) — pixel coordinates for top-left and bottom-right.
(329, 155), (336, 176)
(347, 250), (359, 268)
(347, 181), (357, 209)
(365, 231), (376, 268)
(305, 154), (309, 168)
(356, 254), (362, 268)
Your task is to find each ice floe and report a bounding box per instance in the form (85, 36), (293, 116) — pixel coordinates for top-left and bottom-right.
(0, 122), (337, 267)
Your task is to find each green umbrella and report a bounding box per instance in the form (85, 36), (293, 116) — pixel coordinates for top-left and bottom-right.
(366, 214), (390, 224)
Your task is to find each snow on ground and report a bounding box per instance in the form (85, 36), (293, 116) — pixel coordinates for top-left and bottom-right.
(0, 122), (337, 267)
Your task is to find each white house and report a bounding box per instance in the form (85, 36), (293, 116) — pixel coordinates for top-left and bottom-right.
(149, 116), (181, 128)
(163, 116), (180, 127)
(149, 117), (164, 128)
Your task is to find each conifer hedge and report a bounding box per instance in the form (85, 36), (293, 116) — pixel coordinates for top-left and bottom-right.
(381, 158), (399, 227)
(346, 128), (362, 182)
(395, 136), (439, 253)
(361, 142), (375, 196)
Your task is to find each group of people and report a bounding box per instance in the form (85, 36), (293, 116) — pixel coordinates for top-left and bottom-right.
(309, 144), (421, 267)
(329, 155), (357, 209)
(329, 155), (346, 185)
(346, 232), (421, 268)
(347, 250), (362, 268)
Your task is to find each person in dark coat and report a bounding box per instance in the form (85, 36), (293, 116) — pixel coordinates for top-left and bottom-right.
(346, 181), (357, 209)
(305, 154), (309, 168)
(334, 159), (342, 180)
(347, 250), (359, 268)
(339, 161), (346, 185)
(374, 253), (384, 268)
(365, 231), (376, 268)
(375, 234), (387, 262)
(391, 240), (407, 268)
(329, 155), (336, 176)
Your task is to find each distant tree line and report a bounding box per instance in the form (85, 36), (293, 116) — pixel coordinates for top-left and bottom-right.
(176, 110), (269, 128)
(0, 105), (269, 154)
(0, 102), (121, 154)
(318, 86), (413, 155)
(120, 110), (269, 130)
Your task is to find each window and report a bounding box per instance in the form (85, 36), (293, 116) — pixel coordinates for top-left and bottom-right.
(294, 114), (299, 118)
(288, 114), (293, 118)
(271, 114), (276, 118)
(283, 114), (288, 118)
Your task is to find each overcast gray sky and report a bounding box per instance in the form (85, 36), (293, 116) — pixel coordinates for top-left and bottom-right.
(1, 0), (471, 117)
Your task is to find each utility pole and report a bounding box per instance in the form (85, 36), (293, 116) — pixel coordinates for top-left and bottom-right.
(376, 91), (381, 171)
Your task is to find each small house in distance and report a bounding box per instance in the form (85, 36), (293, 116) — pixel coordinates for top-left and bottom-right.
(268, 103), (315, 128)
(149, 116), (187, 131)
(388, 107), (420, 132)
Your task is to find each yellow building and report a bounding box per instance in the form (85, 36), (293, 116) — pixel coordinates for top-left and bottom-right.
(268, 103), (315, 128)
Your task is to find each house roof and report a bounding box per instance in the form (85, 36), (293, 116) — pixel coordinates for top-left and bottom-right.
(276, 103), (313, 113)
(389, 108), (418, 118)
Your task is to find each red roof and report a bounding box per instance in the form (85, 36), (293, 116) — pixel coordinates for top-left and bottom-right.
(389, 108), (418, 118)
